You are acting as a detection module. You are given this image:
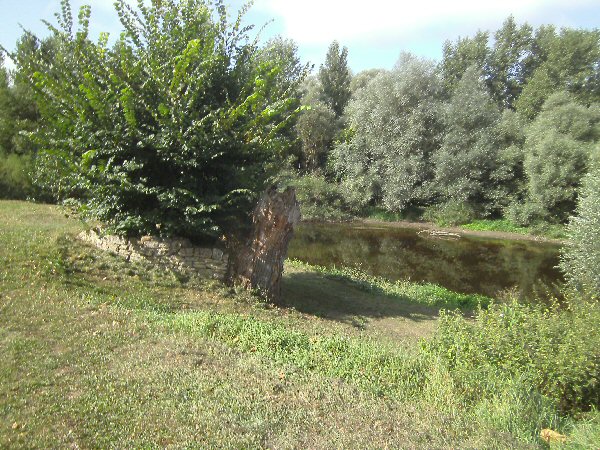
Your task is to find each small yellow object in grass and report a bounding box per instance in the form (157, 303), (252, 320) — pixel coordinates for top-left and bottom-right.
(540, 428), (567, 444)
(12, 422), (18, 430)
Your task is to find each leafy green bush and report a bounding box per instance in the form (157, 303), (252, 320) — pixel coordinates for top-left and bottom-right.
(288, 174), (355, 221)
(424, 299), (600, 413)
(505, 200), (538, 227)
(362, 206), (405, 222)
(21, 0), (304, 241)
(0, 152), (32, 199)
(561, 158), (600, 298)
(422, 200), (477, 226)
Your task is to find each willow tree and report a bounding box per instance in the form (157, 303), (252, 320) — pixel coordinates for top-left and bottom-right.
(561, 154), (600, 298)
(332, 53), (443, 212)
(433, 66), (501, 212)
(517, 92), (600, 224)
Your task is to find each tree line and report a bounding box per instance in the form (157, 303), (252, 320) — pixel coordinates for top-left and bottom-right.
(0, 3), (598, 296)
(293, 17), (599, 231)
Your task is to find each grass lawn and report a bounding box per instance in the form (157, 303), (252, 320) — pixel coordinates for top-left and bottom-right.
(0, 200), (595, 448)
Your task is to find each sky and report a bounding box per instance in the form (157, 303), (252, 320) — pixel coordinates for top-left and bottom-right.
(1, 0), (599, 73)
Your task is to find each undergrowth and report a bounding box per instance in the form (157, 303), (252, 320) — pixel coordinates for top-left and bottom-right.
(462, 219), (566, 240)
(163, 294), (600, 445)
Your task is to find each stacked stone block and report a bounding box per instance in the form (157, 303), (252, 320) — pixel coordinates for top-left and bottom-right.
(78, 228), (227, 280)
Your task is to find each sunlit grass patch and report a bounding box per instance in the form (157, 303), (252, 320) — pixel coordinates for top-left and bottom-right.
(287, 259), (491, 310)
(462, 219), (566, 240)
(462, 219), (530, 234)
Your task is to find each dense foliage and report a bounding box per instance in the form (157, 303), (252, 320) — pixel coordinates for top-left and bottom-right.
(561, 155), (600, 298)
(0, 38), (44, 199)
(514, 92), (600, 224)
(426, 299), (600, 413)
(433, 65), (501, 212)
(331, 53), (443, 212)
(3, 7), (599, 233)
(10, 0), (304, 240)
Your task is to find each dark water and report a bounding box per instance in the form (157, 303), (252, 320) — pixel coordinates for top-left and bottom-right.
(288, 222), (564, 299)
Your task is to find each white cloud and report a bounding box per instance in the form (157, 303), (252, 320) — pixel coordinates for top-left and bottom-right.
(255, 0), (595, 45)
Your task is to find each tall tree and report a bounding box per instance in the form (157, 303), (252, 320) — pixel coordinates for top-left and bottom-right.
(318, 41), (351, 118)
(492, 109), (529, 208)
(486, 15), (533, 109)
(350, 68), (384, 94)
(440, 31), (489, 94)
(256, 37), (307, 96)
(0, 53), (12, 154)
(295, 101), (337, 172)
(332, 53), (443, 212)
(516, 28), (600, 120)
(433, 66), (501, 211)
(0, 35), (49, 199)
(518, 92), (600, 223)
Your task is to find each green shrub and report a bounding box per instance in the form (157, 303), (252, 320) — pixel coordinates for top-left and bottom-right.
(561, 159), (600, 298)
(24, 0), (304, 241)
(422, 200), (477, 226)
(362, 206), (404, 222)
(505, 200), (543, 227)
(528, 222), (567, 240)
(0, 152), (32, 199)
(361, 205), (424, 222)
(288, 174), (355, 221)
(424, 299), (600, 413)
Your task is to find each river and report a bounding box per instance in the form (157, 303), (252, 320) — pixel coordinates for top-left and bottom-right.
(288, 222), (564, 299)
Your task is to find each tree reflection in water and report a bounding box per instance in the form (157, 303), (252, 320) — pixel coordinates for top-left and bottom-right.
(289, 223), (563, 299)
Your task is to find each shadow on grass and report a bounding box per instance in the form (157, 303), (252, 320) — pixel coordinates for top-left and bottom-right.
(53, 234), (439, 333)
(281, 270), (439, 328)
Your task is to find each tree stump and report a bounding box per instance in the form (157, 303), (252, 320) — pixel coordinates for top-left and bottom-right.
(225, 187), (301, 303)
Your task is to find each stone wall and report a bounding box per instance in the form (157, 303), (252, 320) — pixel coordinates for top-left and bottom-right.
(78, 228), (227, 280)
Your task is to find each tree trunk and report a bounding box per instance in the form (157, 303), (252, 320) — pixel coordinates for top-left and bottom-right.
(225, 187), (301, 303)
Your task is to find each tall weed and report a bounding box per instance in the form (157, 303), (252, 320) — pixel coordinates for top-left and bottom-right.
(424, 299), (600, 413)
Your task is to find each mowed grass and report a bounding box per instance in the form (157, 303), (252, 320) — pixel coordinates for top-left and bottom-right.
(1, 200), (594, 448)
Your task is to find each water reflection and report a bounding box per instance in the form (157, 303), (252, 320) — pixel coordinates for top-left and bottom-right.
(288, 223), (564, 298)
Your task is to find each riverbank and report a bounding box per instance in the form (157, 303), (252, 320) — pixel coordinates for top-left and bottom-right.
(359, 218), (566, 244)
